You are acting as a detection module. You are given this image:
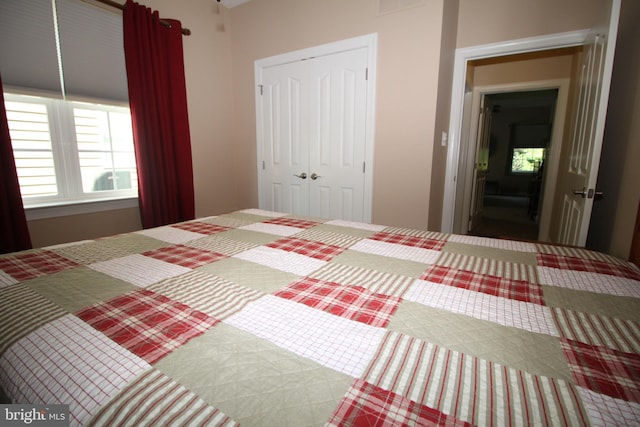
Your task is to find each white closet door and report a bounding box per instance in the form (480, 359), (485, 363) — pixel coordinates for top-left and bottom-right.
(258, 46), (369, 221)
(308, 47), (368, 221)
(259, 60), (310, 216)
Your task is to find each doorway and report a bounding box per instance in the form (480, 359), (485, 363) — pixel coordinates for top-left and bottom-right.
(468, 90), (559, 241)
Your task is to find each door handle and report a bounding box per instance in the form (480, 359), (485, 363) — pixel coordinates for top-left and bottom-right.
(573, 188), (604, 199)
(293, 172), (307, 179)
(573, 188), (587, 198)
(310, 173), (321, 180)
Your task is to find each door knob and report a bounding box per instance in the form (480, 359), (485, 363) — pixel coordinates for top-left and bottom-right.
(573, 188), (604, 199)
(293, 172), (307, 179)
(573, 188), (587, 198)
(310, 173), (321, 180)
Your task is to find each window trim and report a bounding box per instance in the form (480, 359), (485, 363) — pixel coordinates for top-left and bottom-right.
(25, 197), (139, 221)
(5, 89), (139, 217)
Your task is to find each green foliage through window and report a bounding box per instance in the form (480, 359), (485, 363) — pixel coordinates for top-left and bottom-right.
(511, 148), (545, 173)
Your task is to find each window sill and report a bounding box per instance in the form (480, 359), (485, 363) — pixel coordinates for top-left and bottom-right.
(25, 197), (139, 221)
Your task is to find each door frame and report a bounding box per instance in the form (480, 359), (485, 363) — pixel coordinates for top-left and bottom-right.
(459, 79), (570, 241)
(441, 30), (589, 233)
(254, 33), (378, 222)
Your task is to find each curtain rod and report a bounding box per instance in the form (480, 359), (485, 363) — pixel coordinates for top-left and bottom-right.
(87, 0), (192, 35)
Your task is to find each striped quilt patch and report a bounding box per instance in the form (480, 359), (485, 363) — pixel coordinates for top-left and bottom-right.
(436, 252), (538, 283)
(447, 234), (537, 252)
(421, 265), (544, 305)
(309, 263), (416, 297)
(327, 379), (471, 427)
(274, 277), (401, 327)
(186, 235), (258, 257)
(89, 369), (238, 426)
(148, 270), (263, 320)
(0, 284), (66, 354)
(552, 308), (640, 354)
(0, 250), (79, 281)
(362, 332), (589, 426)
(291, 228), (363, 248)
(76, 289), (219, 364)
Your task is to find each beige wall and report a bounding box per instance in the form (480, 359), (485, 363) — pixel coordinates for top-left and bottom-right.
(27, 0), (236, 248)
(456, 0), (606, 49)
(229, 0), (447, 229)
(471, 50), (577, 87)
(587, 0), (640, 260)
(26, 0), (637, 258)
(28, 207), (141, 248)
(428, 0), (460, 231)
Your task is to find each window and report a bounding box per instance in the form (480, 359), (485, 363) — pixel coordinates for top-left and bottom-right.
(510, 147), (545, 174)
(5, 93), (137, 207)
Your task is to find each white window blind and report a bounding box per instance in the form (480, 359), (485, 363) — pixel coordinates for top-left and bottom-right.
(5, 99), (59, 198)
(0, 0), (62, 95)
(0, 0), (128, 103)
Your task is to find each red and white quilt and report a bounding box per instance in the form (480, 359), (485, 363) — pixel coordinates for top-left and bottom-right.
(1, 209), (639, 426)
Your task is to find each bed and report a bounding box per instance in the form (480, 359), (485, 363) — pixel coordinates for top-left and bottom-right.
(1, 208), (639, 426)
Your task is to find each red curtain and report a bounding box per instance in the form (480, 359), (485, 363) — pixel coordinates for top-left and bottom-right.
(0, 73), (32, 254)
(123, 0), (195, 229)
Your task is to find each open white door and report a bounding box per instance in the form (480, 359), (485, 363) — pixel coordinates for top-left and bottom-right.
(468, 96), (492, 231)
(555, 0), (620, 246)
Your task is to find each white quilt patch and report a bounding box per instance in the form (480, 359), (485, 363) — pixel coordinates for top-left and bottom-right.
(577, 386), (640, 427)
(325, 219), (387, 232)
(238, 208), (288, 218)
(537, 267), (640, 298)
(135, 226), (205, 244)
(239, 222), (303, 237)
(224, 295), (386, 378)
(0, 314), (150, 426)
(233, 246), (326, 276)
(405, 279), (559, 336)
(89, 254), (191, 288)
(0, 270), (17, 288)
(350, 239), (441, 265)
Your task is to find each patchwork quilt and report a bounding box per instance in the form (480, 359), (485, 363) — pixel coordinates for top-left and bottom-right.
(1, 209), (639, 426)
